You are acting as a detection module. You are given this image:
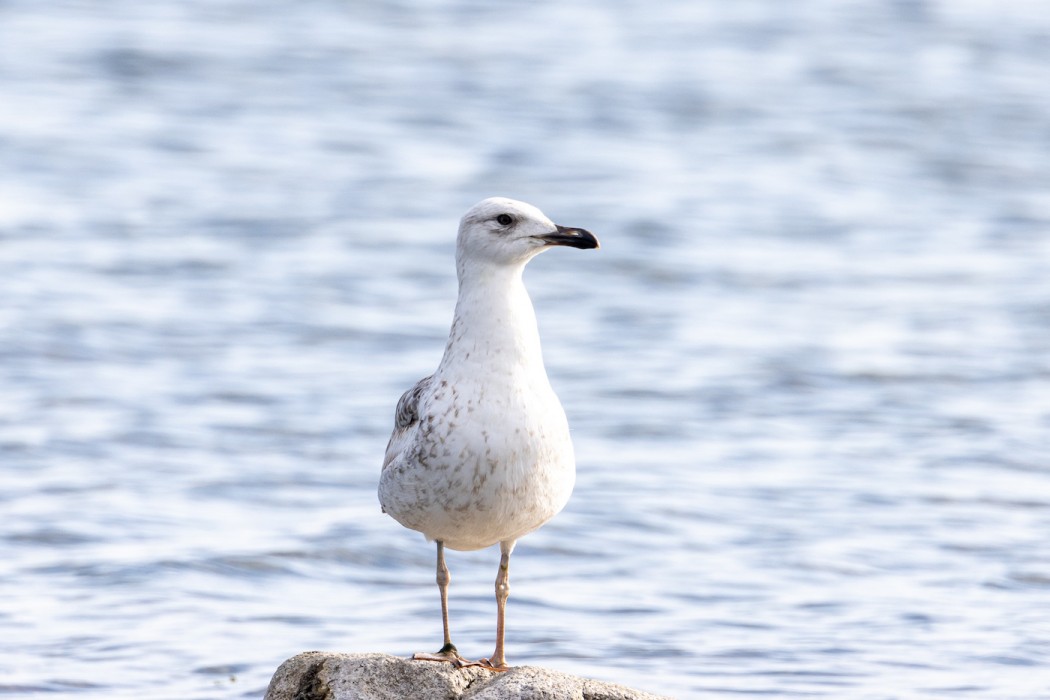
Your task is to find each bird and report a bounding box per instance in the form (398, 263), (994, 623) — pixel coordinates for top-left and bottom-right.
(378, 197), (599, 670)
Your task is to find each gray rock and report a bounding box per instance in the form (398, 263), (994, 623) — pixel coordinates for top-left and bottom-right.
(264, 651), (672, 700)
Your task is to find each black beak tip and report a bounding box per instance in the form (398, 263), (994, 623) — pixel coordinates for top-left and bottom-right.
(543, 225), (600, 250)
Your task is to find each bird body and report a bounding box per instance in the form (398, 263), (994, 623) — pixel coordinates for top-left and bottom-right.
(377, 367), (575, 554)
(378, 197), (598, 668)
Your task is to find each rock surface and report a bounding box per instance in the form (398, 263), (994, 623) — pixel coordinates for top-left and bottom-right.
(264, 651), (672, 700)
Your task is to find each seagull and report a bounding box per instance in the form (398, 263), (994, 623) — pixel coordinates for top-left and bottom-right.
(379, 197), (599, 670)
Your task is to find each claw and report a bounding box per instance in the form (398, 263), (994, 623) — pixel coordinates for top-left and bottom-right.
(412, 650), (468, 667)
(474, 658), (510, 672)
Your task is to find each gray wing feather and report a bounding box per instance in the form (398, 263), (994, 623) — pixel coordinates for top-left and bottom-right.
(382, 375), (433, 471)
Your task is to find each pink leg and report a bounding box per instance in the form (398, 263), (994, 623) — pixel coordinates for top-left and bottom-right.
(481, 540), (514, 670)
(413, 541), (467, 664)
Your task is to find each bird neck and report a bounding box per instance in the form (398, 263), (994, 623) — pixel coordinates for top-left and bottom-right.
(437, 262), (546, 378)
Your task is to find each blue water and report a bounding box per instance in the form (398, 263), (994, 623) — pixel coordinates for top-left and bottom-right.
(3, 1), (1050, 697)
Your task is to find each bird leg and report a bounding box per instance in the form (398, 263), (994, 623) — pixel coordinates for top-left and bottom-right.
(413, 541), (468, 665)
(478, 541), (514, 670)
(437, 540), (454, 653)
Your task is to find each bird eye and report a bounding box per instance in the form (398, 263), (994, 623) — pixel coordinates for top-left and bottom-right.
(496, 214), (513, 226)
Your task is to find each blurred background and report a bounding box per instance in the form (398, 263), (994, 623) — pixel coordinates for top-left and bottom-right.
(2, 0), (1050, 697)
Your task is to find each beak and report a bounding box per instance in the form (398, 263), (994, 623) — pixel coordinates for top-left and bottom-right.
(536, 225), (600, 250)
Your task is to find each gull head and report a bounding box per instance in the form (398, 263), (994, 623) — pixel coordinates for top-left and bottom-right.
(456, 197), (599, 270)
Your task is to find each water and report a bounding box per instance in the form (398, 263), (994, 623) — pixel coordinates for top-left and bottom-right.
(2, 0), (1050, 697)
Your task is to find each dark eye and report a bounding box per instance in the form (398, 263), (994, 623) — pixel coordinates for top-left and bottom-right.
(496, 214), (513, 226)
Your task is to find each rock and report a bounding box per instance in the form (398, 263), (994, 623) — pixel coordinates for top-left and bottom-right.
(264, 651), (672, 700)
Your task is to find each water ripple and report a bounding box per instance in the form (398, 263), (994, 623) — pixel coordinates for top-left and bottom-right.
(3, 1), (1050, 698)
